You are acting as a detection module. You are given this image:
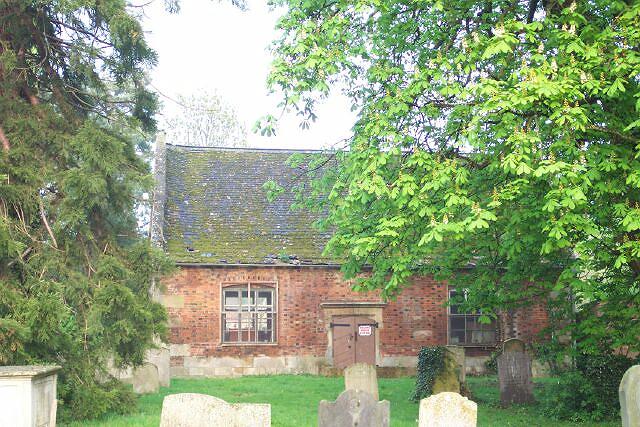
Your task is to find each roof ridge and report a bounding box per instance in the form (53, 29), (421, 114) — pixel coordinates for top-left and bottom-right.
(165, 143), (328, 154)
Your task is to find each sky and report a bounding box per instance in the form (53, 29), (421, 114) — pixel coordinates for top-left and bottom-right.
(142, 0), (355, 150)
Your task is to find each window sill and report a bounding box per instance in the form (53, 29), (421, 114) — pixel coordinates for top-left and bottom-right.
(447, 343), (497, 348)
(219, 342), (279, 347)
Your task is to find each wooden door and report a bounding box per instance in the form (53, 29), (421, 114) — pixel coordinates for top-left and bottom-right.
(331, 316), (377, 368)
(354, 317), (376, 365)
(332, 316), (356, 369)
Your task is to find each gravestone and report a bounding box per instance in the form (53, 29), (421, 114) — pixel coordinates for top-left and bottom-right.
(497, 338), (534, 405)
(160, 393), (271, 427)
(147, 345), (171, 387)
(318, 389), (390, 427)
(432, 347), (465, 394)
(344, 363), (379, 401)
(619, 365), (640, 427)
(132, 362), (159, 394)
(0, 365), (61, 427)
(503, 338), (525, 353)
(419, 392), (477, 427)
(446, 346), (466, 383)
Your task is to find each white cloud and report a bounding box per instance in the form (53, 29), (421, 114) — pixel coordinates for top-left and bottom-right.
(142, 0), (355, 149)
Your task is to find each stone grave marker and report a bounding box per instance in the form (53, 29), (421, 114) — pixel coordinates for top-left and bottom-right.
(446, 346), (466, 383)
(620, 365), (640, 427)
(132, 362), (159, 394)
(432, 346), (465, 394)
(497, 338), (534, 405)
(503, 338), (526, 353)
(318, 389), (390, 427)
(147, 344), (171, 387)
(0, 365), (61, 427)
(419, 392), (477, 427)
(160, 393), (271, 427)
(344, 363), (379, 401)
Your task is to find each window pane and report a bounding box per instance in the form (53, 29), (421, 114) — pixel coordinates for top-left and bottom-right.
(466, 317), (480, 331)
(449, 290), (460, 314)
(224, 290), (239, 307)
(449, 330), (465, 344)
(223, 313), (240, 342)
(257, 291), (272, 308)
(225, 312), (239, 329)
(241, 290), (254, 310)
(450, 317), (465, 329)
(240, 312), (253, 330)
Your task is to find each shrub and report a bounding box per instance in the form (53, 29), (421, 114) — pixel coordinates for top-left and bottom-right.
(484, 350), (499, 374)
(412, 346), (445, 401)
(540, 352), (636, 421)
(58, 376), (137, 422)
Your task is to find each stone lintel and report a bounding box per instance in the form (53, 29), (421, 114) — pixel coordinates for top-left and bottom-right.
(320, 301), (387, 309)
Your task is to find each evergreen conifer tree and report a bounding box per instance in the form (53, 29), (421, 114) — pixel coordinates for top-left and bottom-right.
(0, 1), (173, 419)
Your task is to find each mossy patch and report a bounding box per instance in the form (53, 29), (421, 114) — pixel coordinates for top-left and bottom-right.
(162, 146), (335, 264)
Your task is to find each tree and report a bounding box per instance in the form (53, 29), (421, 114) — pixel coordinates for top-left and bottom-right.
(163, 91), (248, 147)
(0, 0), (173, 420)
(267, 0), (640, 356)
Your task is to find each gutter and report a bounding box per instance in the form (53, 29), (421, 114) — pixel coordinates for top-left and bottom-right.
(175, 262), (344, 269)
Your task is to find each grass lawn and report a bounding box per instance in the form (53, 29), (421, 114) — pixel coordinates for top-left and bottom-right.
(61, 375), (619, 427)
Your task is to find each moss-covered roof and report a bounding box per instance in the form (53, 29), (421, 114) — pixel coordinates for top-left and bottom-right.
(163, 144), (334, 264)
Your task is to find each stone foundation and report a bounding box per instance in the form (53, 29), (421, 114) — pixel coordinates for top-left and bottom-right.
(466, 356), (490, 375)
(170, 355), (329, 378)
(168, 351), (548, 378)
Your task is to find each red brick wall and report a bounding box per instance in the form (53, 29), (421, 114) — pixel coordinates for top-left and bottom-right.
(162, 265), (548, 362)
(510, 304), (550, 343)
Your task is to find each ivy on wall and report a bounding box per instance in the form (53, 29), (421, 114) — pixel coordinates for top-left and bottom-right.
(412, 346), (446, 401)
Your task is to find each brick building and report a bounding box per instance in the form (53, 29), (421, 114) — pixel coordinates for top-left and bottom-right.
(151, 141), (548, 377)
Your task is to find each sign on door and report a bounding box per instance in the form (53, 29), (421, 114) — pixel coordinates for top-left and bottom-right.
(358, 325), (372, 336)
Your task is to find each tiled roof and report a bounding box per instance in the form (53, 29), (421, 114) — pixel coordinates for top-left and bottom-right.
(162, 144), (334, 264)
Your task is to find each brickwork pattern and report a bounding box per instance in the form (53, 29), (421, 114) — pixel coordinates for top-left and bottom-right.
(162, 266), (549, 373)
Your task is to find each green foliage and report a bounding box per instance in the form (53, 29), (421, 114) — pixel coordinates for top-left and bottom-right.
(0, 0), (175, 420)
(484, 351), (500, 375)
(412, 346), (445, 401)
(540, 352), (636, 421)
(267, 0), (640, 356)
(59, 376), (137, 422)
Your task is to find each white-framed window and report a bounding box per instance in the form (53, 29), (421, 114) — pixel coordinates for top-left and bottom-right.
(221, 283), (276, 344)
(448, 289), (496, 346)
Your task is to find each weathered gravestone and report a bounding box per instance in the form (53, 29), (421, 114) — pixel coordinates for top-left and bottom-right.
(344, 363), (379, 401)
(418, 392), (477, 427)
(0, 366), (61, 427)
(432, 346), (465, 394)
(160, 393), (271, 427)
(497, 338), (534, 406)
(619, 365), (640, 427)
(147, 344), (171, 387)
(132, 362), (160, 394)
(446, 346), (466, 383)
(318, 389), (390, 427)
(503, 338), (525, 353)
